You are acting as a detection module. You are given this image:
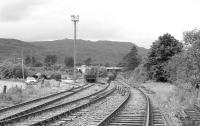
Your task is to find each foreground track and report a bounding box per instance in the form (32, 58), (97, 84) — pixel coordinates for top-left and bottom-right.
(0, 83), (92, 124)
(27, 83), (114, 126)
(95, 80), (167, 126)
(1, 82), (110, 126)
(48, 83), (118, 126)
(0, 83), (89, 121)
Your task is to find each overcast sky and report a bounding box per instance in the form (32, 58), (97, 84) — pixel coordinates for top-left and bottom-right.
(0, 0), (200, 48)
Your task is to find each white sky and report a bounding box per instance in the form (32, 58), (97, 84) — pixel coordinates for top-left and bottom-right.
(0, 0), (200, 48)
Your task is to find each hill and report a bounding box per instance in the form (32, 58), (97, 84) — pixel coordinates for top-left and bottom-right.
(0, 38), (148, 65)
(0, 38), (44, 61)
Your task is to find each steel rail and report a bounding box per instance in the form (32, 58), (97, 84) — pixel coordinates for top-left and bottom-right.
(138, 87), (151, 126)
(0, 82), (110, 125)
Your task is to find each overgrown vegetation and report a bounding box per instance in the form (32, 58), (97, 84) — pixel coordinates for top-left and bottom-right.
(44, 55), (57, 67)
(64, 56), (74, 67)
(164, 29), (200, 87)
(124, 29), (200, 107)
(0, 60), (29, 79)
(120, 45), (141, 70)
(0, 85), (59, 108)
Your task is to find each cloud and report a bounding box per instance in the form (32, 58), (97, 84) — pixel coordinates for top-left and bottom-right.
(0, 0), (45, 22)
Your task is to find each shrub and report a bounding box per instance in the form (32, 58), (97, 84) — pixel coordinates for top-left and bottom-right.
(5, 86), (23, 104)
(132, 64), (148, 83)
(0, 61), (29, 79)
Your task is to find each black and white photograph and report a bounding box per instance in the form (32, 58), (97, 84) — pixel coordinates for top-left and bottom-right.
(0, 0), (200, 126)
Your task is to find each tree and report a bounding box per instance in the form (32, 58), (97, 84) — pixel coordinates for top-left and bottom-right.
(182, 29), (200, 86)
(25, 56), (38, 67)
(64, 57), (74, 67)
(183, 29), (200, 45)
(34, 61), (43, 67)
(105, 62), (110, 67)
(25, 56), (31, 65)
(0, 61), (28, 79)
(44, 55), (57, 67)
(146, 33), (183, 82)
(31, 56), (36, 66)
(84, 58), (92, 66)
(123, 45), (140, 70)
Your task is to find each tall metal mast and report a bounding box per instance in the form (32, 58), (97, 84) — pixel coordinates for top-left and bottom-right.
(71, 15), (79, 84)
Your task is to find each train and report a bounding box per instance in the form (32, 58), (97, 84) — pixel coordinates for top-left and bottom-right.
(84, 67), (117, 83)
(84, 67), (98, 83)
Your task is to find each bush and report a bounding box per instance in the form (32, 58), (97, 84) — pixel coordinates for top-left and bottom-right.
(4, 86), (23, 104)
(132, 64), (148, 83)
(165, 49), (200, 89)
(0, 61), (29, 79)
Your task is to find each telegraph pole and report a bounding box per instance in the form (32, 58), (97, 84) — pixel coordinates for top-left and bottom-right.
(18, 50), (25, 80)
(71, 15), (79, 84)
(21, 50), (25, 80)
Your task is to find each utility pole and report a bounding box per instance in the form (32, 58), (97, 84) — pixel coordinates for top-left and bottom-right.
(18, 50), (25, 80)
(71, 15), (79, 84)
(21, 50), (25, 80)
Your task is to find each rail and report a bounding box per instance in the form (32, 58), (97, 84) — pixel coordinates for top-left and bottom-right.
(138, 88), (151, 126)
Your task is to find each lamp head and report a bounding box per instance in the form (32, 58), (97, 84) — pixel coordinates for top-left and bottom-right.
(71, 15), (79, 22)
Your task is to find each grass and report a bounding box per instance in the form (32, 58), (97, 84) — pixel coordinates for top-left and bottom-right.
(139, 81), (200, 126)
(0, 84), (61, 109)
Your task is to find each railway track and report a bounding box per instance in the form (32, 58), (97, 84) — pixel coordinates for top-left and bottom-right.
(92, 80), (167, 126)
(0, 82), (110, 126)
(47, 84), (118, 126)
(181, 104), (200, 126)
(0, 83), (87, 119)
(0, 83), (90, 122)
(14, 82), (114, 126)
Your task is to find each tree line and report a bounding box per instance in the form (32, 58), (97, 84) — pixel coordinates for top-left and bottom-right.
(24, 55), (97, 68)
(123, 28), (200, 89)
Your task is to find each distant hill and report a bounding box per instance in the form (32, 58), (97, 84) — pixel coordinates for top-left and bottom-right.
(0, 38), (148, 65)
(0, 38), (44, 61)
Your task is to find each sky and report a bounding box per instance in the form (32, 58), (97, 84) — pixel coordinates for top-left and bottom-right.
(0, 0), (200, 48)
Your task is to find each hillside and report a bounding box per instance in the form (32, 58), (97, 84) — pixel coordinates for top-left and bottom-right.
(0, 38), (44, 61)
(0, 38), (148, 65)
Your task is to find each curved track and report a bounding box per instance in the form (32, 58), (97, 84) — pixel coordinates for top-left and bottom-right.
(94, 80), (168, 126)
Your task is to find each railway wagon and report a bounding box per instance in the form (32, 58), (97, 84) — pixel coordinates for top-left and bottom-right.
(107, 71), (117, 83)
(84, 67), (97, 83)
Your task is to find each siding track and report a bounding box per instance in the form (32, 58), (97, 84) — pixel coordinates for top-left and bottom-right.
(0, 82), (110, 126)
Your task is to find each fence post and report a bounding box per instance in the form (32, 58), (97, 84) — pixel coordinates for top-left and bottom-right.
(3, 85), (7, 94)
